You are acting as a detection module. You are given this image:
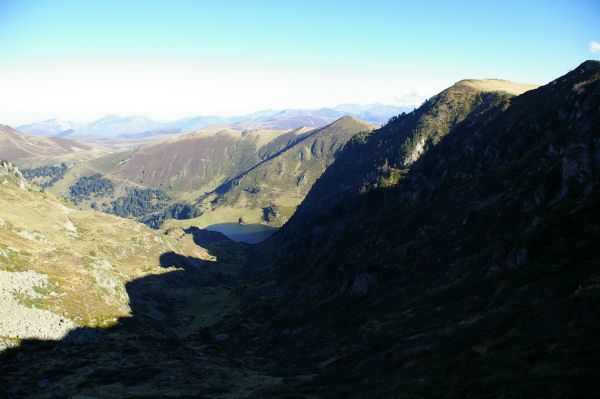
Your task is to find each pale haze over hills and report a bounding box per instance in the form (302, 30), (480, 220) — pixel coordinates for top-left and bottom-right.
(15, 104), (410, 138)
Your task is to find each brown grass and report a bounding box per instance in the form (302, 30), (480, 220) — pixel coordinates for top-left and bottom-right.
(459, 79), (539, 95)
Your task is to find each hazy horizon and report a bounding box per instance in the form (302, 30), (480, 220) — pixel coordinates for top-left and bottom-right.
(11, 102), (413, 127)
(1, 0), (598, 126)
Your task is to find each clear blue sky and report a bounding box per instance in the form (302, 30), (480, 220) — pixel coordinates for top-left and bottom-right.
(0, 0), (598, 125)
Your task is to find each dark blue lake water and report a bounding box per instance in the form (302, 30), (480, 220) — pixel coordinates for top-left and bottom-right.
(204, 223), (277, 244)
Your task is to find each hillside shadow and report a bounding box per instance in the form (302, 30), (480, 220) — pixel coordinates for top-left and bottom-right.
(183, 226), (252, 265)
(0, 248), (254, 398)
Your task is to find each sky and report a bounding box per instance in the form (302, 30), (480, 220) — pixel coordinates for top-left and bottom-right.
(0, 0), (598, 126)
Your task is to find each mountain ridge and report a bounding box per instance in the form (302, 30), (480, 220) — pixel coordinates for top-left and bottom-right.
(237, 60), (600, 396)
(35, 117), (371, 230)
(457, 78), (539, 95)
(274, 77), (520, 232)
(187, 115), (376, 226)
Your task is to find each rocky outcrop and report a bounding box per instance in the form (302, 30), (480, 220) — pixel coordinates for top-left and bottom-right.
(0, 270), (76, 347)
(0, 159), (28, 189)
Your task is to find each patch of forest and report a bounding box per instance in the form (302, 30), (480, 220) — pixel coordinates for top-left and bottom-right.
(107, 187), (170, 218)
(106, 187), (200, 229)
(21, 163), (68, 188)
(67, 175), (200, 228)
(141, 203), (201, 229)
(69, 173), (114, 203)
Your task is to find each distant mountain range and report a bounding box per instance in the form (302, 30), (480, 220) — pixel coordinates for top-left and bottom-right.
(15, 104), (411, 138)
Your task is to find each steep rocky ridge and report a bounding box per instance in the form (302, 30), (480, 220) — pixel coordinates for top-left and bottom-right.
(239, 61), (600, 397)
(278, 78), (538, 234)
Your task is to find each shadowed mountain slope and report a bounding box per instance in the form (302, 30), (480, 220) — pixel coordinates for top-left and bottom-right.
(238, 61), (600, 397)
(278, 78), (539, 233)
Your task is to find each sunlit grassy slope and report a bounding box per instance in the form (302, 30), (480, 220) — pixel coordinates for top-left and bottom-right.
(0, 161), (212, 346)
(191, 116), (375, 226)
